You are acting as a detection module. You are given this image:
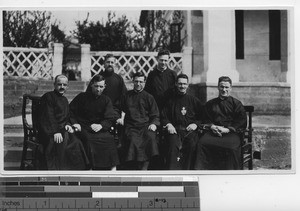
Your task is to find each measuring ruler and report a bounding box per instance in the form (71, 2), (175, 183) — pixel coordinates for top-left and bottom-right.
(0, 176), (200, 210)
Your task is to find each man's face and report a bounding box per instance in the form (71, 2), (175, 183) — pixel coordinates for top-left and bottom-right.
(218, 81), (232, 98)
(104, 57), (116, 73)
(133, 76), (146, 92)
(176, 78), (188, 94)
(54, 76), (68, 95)
(157, 54), (169, 71)
(91, 80), (106, 96)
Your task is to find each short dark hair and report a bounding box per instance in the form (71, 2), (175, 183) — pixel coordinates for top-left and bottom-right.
(176, 73), (189, 82)
(104, 53), (115, 61)
(157, 49), (170, 57)
(218, 76), (232, 85)
(90, 74), (105, 84)
(132, 71), (146, 81)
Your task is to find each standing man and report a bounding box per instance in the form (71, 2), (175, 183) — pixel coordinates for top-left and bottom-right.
(69, 74), (119, 170)
(194, 76), (247, 170)
(144, 49), (177, 169)
(39, 74), (88, 170)
(117, 72), (160, 170)
(99, 54), (127, 118)
(144, 49), (177, 110)
(161, 74), (203, 170)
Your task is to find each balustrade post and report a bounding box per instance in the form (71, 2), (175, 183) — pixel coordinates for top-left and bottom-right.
(81, 44), (91, 81)
(52, 43), (64, 78)
(182, 46), (193, 82)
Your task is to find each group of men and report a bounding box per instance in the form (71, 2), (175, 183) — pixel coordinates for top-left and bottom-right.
(38, 49), (247, 171)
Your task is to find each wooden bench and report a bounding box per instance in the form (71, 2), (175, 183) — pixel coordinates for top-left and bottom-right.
(20, 94), (42, 170)
(242, 105), (255, 170)
(20, 93), (258, 170)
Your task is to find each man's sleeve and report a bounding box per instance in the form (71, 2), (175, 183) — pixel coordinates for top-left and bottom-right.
(160, 100), (171, 127)
(148, 95), (160, 126)
(230, 99), (247, 131)
(100, 98), (116, 131)
(144, 72), (153, 94)
(69, 94), (81, 125)
(193, 98), (205, 128)
(40, 94), (60, 136)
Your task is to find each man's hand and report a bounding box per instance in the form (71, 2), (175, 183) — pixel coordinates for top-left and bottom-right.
(217, 126), (230, 134)
(72, 124), (81, 132)
(116, 111), (125, 125)
(116, 118), (124, 126)
(186, 123), (197, 131)
(91, 124), (103, 132)
(210, 125), (222, 137)
(148, 124), (157, 132)
(54, 133), (63, 143)
(166, 123), (177, 134)
(65, 125), (74, 133)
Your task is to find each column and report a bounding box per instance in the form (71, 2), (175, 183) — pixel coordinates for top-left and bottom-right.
(202, 10), (239, 83)
(182, 46), (193, 81)
(52, 43), (63, 78)
(81, 44), (91, 81)
(182, 11), (193, 82)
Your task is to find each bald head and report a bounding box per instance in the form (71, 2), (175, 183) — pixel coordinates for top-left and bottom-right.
(54, 74), (68, 95)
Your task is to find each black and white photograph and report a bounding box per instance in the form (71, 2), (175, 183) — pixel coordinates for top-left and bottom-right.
(1, 0), (299, 210)
(2, 8), (293, 172)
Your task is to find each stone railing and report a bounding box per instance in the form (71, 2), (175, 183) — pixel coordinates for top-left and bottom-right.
(3, 43), (193, 81)
(3, 43), (64, 80)
(89, 51), (183, 80)
(3, 47), (49, 79)
(81, 44), (193, 81)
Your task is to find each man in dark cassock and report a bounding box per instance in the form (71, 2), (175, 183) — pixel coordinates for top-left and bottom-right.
(99, 54), (127, 118)
(144, 49), (177, 169)
(39, 74), (88, 170)
(194, 76), (247, 170)
(144, 49), (177, 110)
(161, 74), (203, 170)
(69, 74), (119, 170)
(117, 72), (160, 170)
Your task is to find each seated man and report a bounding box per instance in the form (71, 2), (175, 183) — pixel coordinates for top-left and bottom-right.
(117, 72), (160, 170)
(194, 76), (247, 170)
(39, 74), (88, 170)
(69, 74), (119, 170)
(161, 74), (203, 170)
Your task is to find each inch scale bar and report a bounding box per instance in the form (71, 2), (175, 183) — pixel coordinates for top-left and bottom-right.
(0, 176), (200, 211)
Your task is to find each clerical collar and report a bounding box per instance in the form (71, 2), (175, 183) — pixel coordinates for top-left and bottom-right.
(176, 90), (186, 96)
(134, 89), (143, 93)
(219, 96), (229, 100)
(156, 67), (166, 72)
(54, 89), (64, 96)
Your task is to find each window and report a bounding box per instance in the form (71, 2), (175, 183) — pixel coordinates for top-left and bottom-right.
(269, 10), (281, 60)
(235, 10), (244, 59)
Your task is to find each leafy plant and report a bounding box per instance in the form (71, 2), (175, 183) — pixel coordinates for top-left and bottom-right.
(3, 11), (66, 48)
